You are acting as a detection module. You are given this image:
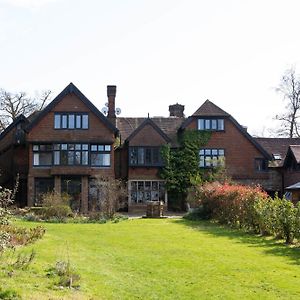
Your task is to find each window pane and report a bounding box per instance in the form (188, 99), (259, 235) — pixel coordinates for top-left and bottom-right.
(33, 153), (39, 165)
(68, 114), (75, 129)
(130, 148), (138, 165)
(105, 145), (111, 151)
(91, 145), (97, 151)
(53, 144), (60, 150)
(98, 145), (104, 151)
(54, 151), (60, 165)
(54, 114), (61, 129)
(205, 149), (211, 155)
(218, 149), (225, 156)
(218, 119), (224, 130)
(82, 114), (88, 129)
(212, 149), (218, 155)
(33, 145), (39, 151)
(75, 151), (81, 165)
(138, 148), (144, 164)
(39, 153), (52, 165)
(75, 144), (81, 150)
(91, 153), (100, 166)
(145, 148), (152, 164)
(212, 120), (217, 130)
(198, 119), (205, 130)
(76, 115), (81, 128)
(61, 151), (68, 165)
(82, 144), (88, 150)
(199, 156), (205, 167)
(61, 144), (67, 150)
(68, 144), (75, 150)
(68, 151), (74, 165)
(82, 151), (88, 165)
(62, 115), (67, 129)
(205, 119), (210, 129)
(102, 154), (110, 166)
(199, 149), (204, 155)
(153, 148), (159, 164)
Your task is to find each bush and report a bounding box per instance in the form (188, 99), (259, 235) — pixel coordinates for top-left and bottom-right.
(42, 205), (73, 221)
(0, 287), (21, 300)
(190, 182), (268, 230)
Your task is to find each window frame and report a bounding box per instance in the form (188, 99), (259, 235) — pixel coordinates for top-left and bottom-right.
(197, 118), (225, 131)
(90, 144), (111, 167)
(54, 113), (89, 130)
(32, 144), (53, 166)
(254, 158), (268, 172)
(199, 148), (225, 168)
(128, 146), (164, 167)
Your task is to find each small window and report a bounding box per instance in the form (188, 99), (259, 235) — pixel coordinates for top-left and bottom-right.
(199, 148), (225, 168)
(273, 154), (282, 160)
(54, 114), (61, 129)
(68, 114), (75, 129)
(255, 158), (268, 172)
(82, 114), (88, 129)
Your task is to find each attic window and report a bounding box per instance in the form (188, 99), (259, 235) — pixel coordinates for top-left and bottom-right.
(198, 118), (224, 131)
(54, 113), (89, 129)
(273, 154), (282, 160)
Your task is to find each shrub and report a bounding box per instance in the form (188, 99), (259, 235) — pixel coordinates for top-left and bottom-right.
(190, 182), (268, 230)
(47, 260), (80, 289)
(0, 287), (21, 300)
(42, 205), (73, 221)
(91, 176), (127, 219)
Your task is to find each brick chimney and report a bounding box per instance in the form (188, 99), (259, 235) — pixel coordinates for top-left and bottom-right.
(107, 85), (116, 121)
(169, 103), (184, 117)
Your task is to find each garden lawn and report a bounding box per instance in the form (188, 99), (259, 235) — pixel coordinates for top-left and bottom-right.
(1, 218), (300, 299)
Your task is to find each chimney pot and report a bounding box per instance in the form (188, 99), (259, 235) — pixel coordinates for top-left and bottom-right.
(169, 103), (184, 117)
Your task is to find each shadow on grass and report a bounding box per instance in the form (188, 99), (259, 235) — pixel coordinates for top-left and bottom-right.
(174, 218), (300, 265)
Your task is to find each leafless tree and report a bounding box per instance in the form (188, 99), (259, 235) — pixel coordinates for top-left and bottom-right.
(275, 68), (300, 137)
(0, 89), (51, 132)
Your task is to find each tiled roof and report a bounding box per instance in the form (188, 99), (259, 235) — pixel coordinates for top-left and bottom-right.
(255, 138), (300, 167)
(192, 100), (230, 117)
(116, 117), (185, 146)
(290, 145), (300, 164)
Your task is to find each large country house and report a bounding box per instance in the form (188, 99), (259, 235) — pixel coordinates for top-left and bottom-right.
(1, 83), (300, 211)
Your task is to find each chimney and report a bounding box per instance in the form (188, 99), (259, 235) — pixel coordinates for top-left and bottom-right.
(169, 103), (184, 117)
(107, 85), (116, 120)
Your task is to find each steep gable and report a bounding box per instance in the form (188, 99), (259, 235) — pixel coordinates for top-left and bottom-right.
(26, 83), (118, 134)
(192, 99), (230, 117)
(125, 118), (171, 146)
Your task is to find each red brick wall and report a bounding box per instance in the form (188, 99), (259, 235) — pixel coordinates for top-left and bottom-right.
(27, 93), (114, 143)
(186, 117), (270, 180)
(127, 123), (167, 180)
(129, 124), (166, 146)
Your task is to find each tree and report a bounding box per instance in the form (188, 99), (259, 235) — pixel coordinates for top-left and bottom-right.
(0, 89), (51, 132)
(275, 68), (300, 137)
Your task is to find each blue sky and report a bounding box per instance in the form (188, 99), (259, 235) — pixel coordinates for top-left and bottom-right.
(1, 0), (300, 136)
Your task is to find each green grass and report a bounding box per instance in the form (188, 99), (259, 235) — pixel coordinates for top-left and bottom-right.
(1, 218), (300, 299)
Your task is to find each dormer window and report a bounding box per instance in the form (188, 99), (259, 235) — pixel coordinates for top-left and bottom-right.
(273, 154), (282, 160)
(54, 113), (89, 129)
(198, 118), (224, 131)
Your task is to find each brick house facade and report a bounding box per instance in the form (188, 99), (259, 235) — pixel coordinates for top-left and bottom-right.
(0, 83), (299, 211)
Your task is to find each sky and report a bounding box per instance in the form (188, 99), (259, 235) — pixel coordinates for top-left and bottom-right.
(1, 0), (300, 136)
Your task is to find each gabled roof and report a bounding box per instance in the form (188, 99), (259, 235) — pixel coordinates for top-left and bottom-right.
(192, 99), (230, 117)
(180, 99), (271, 160)
(255, 138), (300, 167)
(0, 114), (28, 142)
(26, 83), (118, 134)
(283, 145), (300, 167)
(125, 118), (172, 143)
(117, 117), (184, 146)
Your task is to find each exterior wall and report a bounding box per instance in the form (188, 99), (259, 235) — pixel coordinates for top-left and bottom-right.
(26, 93), (116, 209)
(283, 170), (300, 188)
(186, 117), (279, 191)
(126, 124), (168, 211)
